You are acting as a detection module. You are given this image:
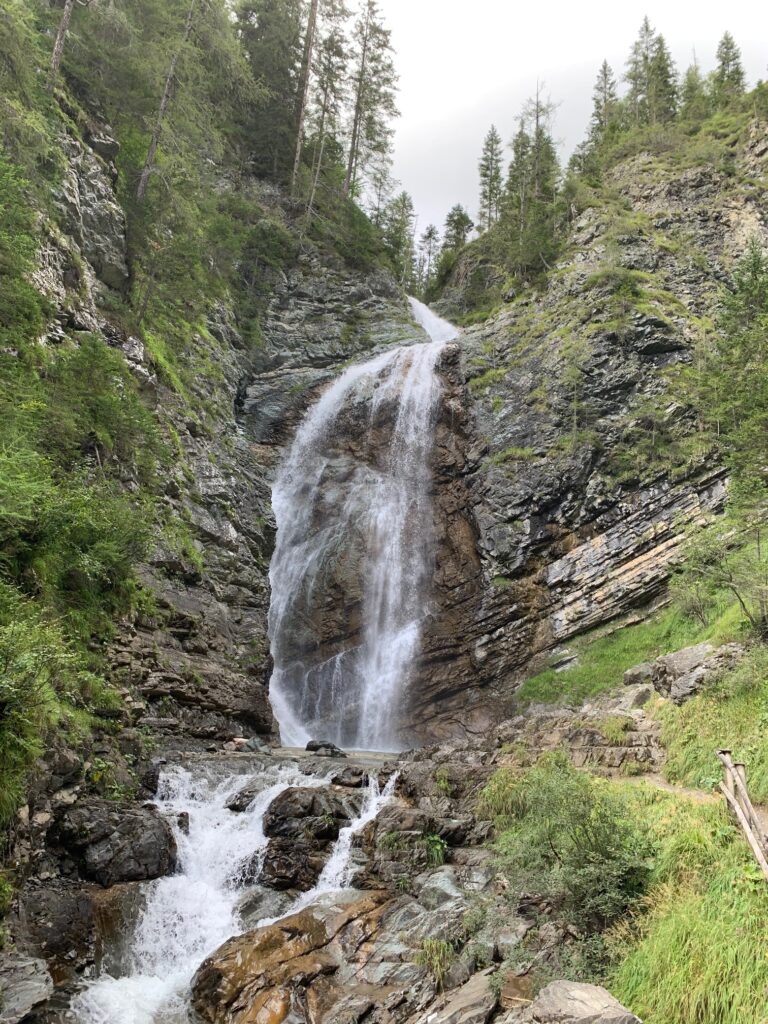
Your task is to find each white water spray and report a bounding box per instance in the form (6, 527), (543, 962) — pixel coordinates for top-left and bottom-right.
(71, 763), (317, 1024)
(72, 763), (399, 1024)
(268, 299), (458, 751)
(257, 771), (399, 928)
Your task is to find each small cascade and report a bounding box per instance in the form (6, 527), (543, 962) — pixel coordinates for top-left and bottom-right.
(268, 299), (459, 752)
(257, 772), (399, 928)
(71, 762), (399, 1024)
(72, 763), (318, 1024)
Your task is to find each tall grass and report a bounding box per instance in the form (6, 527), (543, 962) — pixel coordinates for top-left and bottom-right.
(657, 647), (768, 800)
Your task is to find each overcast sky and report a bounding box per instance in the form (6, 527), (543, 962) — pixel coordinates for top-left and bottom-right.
(379, 0), (767, 235)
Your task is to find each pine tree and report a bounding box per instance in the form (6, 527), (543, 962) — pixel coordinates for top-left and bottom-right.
(417, 224), (440, 294)
(713, 32), (746, 106)
(136, 0), (199, 201)
(589, 60), (619, 145)
(500, 91), (560, 279)
(366, 154), (396, 226)
(343, 0), (398, 197)
(649, 34), (678, 123)
(625, 17), (677, 125)
(680, 61), (710, 122)
(442, 205), (474, 251)
(238, 0), (304, 180)
(383, 190), (416, 287)
(291, 0), (320, 193)
(305, 5), (350, 219)
(478, 125), (503, 231)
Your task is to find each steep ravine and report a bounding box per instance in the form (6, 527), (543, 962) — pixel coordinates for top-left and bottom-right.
(5, 109), (767, 1024)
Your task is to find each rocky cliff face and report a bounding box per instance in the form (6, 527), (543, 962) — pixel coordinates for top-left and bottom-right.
(31, 116), (768, 752)
(415, 123), (768, 736)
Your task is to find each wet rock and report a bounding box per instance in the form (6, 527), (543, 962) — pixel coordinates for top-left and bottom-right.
(191, 891), (388, 1023)
(306, 740), (347, 758)
(0, 953), (54, 1023)
(331, 766), (369, 788)
(54, 799), (177, 886)
(258, 786), (363, 891)
(521, 981), (640, 1023)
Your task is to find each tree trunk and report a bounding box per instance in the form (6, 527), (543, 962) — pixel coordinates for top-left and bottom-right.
(136, 0), (197, 203)
(48, 0), (76, 90)
(343, 9), (370, 197)
(306, 85), (329, 222)
(291, 0), (319, 196)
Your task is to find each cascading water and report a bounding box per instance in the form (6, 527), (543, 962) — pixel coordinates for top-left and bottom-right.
(72, 763), (399, 1024)
(268, 298), (459, 752)
(256, 771), (399, 927)
(71, 763), (319, 1024)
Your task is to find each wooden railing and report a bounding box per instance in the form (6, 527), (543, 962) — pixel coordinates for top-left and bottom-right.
(717, 749), (768, 881)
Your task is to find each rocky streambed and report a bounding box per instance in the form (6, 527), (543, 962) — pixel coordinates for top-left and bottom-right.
(2, 727), (652, 1024)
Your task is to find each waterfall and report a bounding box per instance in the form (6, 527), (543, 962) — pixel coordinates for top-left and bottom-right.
(71, 763), (319, 1024)
(268, 298), (459, 752)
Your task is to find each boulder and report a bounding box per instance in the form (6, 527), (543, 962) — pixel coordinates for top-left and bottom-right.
(0, 954), (54, 1024)
(258, 786), (362, 891)
(640, 642), (744, 704)
(191, 891), (388, 1023)
(306, 740), (347, 759)
(523, 981), (640, 1024)
(55, 799), (177, 886)
(415, 968), (497, 1024)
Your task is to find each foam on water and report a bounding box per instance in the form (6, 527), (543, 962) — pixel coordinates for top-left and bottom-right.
(71, 763), (319, 1024)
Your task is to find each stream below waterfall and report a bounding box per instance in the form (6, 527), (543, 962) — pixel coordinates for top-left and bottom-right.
(71, 761), (396, 1024)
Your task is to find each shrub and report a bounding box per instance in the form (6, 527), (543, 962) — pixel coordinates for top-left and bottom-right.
(488, 754), (652, 929)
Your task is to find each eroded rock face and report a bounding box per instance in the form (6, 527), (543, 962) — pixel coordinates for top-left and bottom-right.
(259, 786), (363, 891)
(0, 954), (54, 1024)
(53, 799), (177, 886)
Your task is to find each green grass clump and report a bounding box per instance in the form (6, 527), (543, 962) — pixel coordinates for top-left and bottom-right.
(609, 784), (768, 1024)
(657, 646), (768, 800)
(598, 715), (634, 745)
(516, 603), (736, 708)
(415, 938), (456, 991)
(488, 446), (537, 466)
(485, 754), (652, 931)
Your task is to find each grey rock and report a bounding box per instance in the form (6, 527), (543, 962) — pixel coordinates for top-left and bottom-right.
(623, 662), (653, 687)
(650, 642), (744, 703)
(0, 954), (54, 1023)
(55, 799), (177, 886)
(524, 981), (641, 1023)
(415, 968), (497, 1023)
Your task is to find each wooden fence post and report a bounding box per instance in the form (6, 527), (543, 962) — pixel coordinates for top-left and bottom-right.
(717, 749), (768, 882)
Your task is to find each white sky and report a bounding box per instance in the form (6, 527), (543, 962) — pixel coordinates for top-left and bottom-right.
(379, 0), (767, 234)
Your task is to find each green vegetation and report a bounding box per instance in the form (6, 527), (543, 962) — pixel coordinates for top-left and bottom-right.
(484, 755), (768, 1023)
(414, 938), (456, 991)
(484, 754), (652, 930)
(610, 785), (768, 1024)
(515, 604), (735, 707)
(422, 833), (449, 867)
(0, 0), (406, 843)
(657, 647), (768, 800)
